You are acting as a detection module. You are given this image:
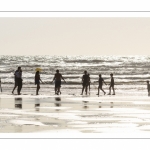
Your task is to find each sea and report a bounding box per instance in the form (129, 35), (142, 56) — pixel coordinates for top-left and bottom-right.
(0, 55), (149, 96)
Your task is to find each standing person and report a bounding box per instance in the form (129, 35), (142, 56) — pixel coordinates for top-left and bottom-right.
(95, 74), (107, 95)
(16, 67), (22, 95)
(35, 71), (43, 95)
(147, 80), (150, 96)
(52, 70), (66, 95)
(108, 73), (115, 95)
(81, 71), (89, 95)
(12, 67), (20, 94)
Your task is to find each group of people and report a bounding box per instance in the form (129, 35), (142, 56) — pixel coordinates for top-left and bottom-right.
(12, 67), (67, 95)
(12, 67), (116, 96)
(81, 70), (115, 96)
(34, 69), (67, 95)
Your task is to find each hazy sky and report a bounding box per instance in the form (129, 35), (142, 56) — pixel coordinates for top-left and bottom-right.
(0, 18), (150, 56)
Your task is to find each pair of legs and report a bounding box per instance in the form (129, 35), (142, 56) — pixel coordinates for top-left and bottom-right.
(81, 83), (88, 95)
(97, 85), (106, 95)
(108, 85), (115, 95)
(55, 86), (61, 95)
(17, 85), (22, 95)
(12, 80), (18, 94)
(36, 84), (40, 95)
(55, 81), (61, 95)
(17, 79), (22, 95)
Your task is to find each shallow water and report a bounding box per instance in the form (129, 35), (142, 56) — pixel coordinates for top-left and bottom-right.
(0, 95), (150, 133)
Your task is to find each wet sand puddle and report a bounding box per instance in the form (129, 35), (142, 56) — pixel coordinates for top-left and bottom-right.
(0, 95), (150, 133)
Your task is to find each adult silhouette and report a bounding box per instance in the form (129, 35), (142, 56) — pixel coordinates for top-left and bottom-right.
(52, 70), (66, 95)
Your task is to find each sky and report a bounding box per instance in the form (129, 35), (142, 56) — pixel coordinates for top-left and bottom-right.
(0, 17), (150, 56)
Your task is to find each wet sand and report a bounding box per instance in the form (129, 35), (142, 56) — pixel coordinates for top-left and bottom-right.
(0, 93), (150, 134)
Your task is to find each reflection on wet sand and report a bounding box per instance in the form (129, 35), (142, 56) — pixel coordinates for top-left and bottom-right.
(15, 98), (22, 109)
(55, 97), (61, 111)
(83, 105), (89, 109)
(35, 99), (40, 111)
(99, 102), (101, 108)
(98, 102), (114, 108)
(35, 104), (40, 107)
(83, 101), (89, 109)
(110, 102), (113, 108)
(1, 96), (150, 133)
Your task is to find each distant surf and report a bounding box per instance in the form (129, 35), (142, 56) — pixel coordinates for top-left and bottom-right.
(0, 55), (149, 96)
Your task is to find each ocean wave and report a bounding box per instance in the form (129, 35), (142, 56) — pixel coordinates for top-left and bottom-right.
(0, 55), (150, 86)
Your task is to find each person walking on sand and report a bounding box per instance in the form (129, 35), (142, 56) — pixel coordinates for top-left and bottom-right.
(81, 70), (89, 95)
(52, 70), (66, 95)
(95, 74), (107, 95)
(147, 80), (150, 96)
(15, 67), (22, 95)
(12, 67), (21, 94)
(35, 71), (43, 95)
(108, 73), (115, 95)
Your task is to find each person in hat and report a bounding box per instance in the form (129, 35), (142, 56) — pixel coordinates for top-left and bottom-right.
(81, 70), (89, 95)
(35, 71), (43, 95)
(52, 70), (66, 95)
(108, 73), (115, 95)
(147, 80), (150, 96)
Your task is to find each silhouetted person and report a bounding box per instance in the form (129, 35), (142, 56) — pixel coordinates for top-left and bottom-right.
(13, 67), (22, 95)
(147, 80), (150, 96)
(87, 74), (91, 93)
(81, 70), (89, 95)
(95, 74), (107, 95)
(108, 73), (115, 95)
(35, 71), (43, 95)
(12, 67), (21, 94)
(52, 70), (66, 95)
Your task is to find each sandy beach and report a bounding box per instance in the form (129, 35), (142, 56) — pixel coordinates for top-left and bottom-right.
(0, 88), (150, 134)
